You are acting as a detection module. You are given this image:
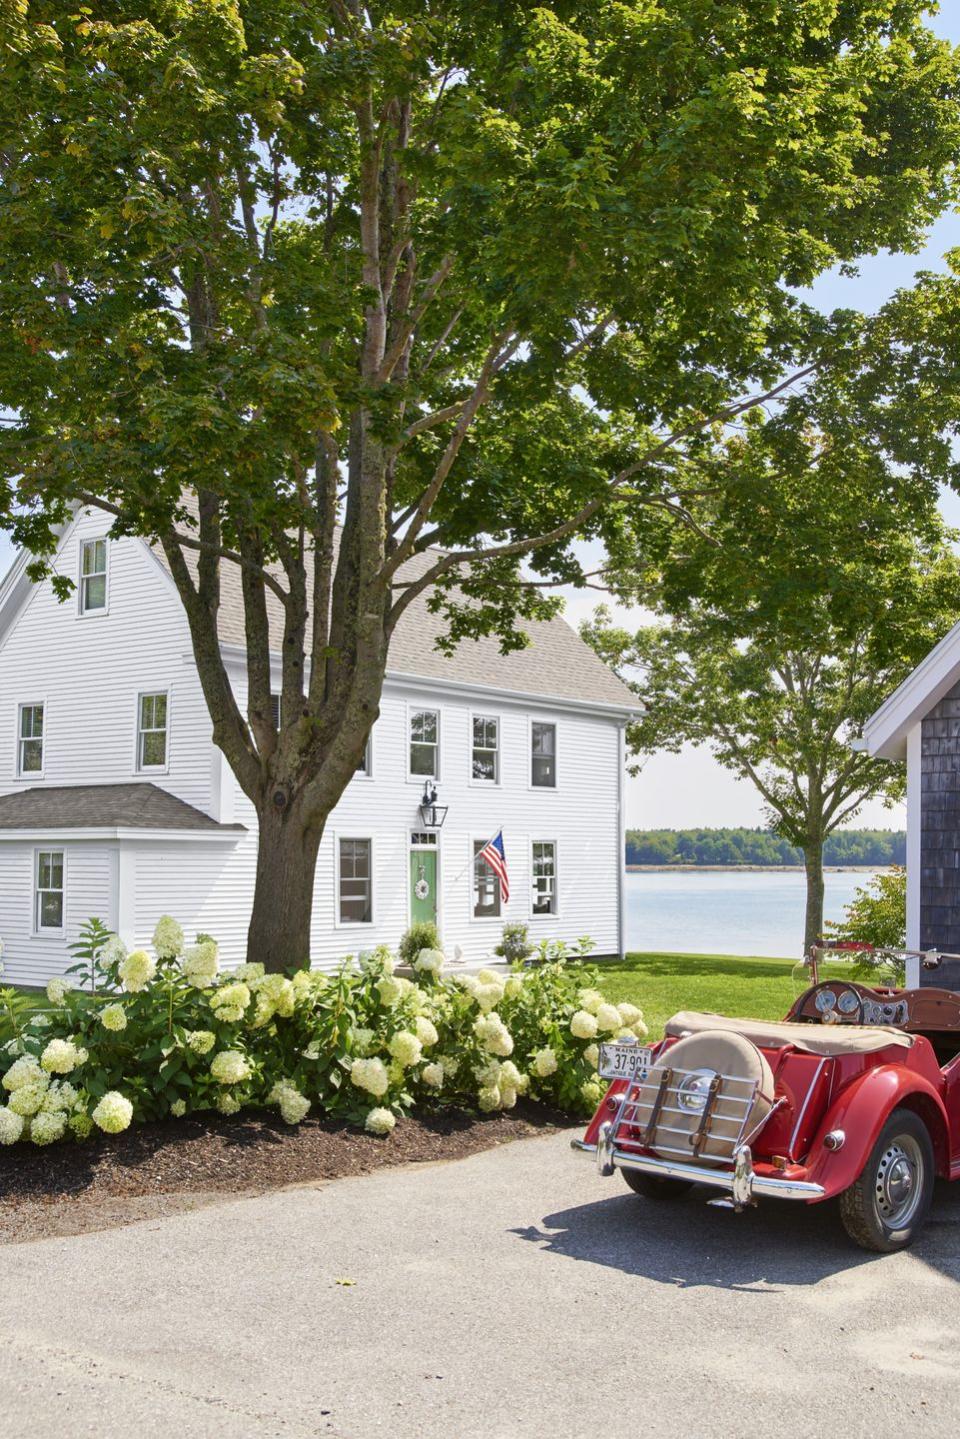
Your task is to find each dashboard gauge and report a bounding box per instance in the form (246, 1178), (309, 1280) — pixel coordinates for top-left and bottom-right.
(837, 989), (860, 1015)
(815, 990), (837, 1013)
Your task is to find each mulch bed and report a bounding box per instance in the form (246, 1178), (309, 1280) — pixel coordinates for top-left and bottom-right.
(0, 1101), (570, 1244)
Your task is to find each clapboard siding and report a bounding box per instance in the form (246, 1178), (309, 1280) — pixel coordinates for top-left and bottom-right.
(0, 507), (215, 812)
(919, 680), (960, 985)
(0, 513), (626, 981)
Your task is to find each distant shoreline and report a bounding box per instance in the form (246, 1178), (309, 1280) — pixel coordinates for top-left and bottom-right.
(626, 864), (887, 874)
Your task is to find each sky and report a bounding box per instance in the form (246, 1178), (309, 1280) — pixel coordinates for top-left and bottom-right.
(2, 7), (959, 835)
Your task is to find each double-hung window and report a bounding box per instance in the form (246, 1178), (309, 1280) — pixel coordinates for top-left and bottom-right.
(35, 850), (64, 931)
(473, 839), (501, 919)
(472, 715), (500, 783)
(531, 841), (558, 916)
(339, 838), (372, 923)
(356, 736), (372, 777)
(79, 538), (108, 614)
(409, 709), (439, 779)
(18, 703), (44, 775)
(137, 692), (168, 770)
(531, 721), (557, 788)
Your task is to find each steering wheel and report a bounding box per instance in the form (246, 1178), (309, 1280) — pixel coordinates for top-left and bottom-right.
(808, 981), (865, 1025)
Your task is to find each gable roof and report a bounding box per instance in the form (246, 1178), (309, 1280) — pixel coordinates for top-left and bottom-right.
(860, 619), (960, 760)
(155, 533), (637, 713)
(0, 783), (245, 833)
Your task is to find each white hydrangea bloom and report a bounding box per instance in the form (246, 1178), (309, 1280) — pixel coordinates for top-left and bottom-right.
(584, 1043), (600, 1069)
(217, 1092), (241, 1115)
(92, 1091), (133, 1134)
(234, 962), (265, 983)
(42, 1080), (78, 1114)
(210, 1050), (250, 1085)
(595, 1003), (622, 1035)
(69, 1112), (93, 1140)
(46, 977), (71, 1006)
(30, 1110), (67, 1145)
(100, 1003), (127, 1032)
(581, 1078), (603, 1108)
(210, 982), (251, 1020)
(388, 1031), (423, 1069)
(533, 1047), (558, 1078)
(40, 1039), (87, 1075)
(349, 1027), (375, 1057)
(617, 1002), (643, 1027)
(186, 1030), (216, 1055)
(118, 949), (156, 993)
(350, 1056), (389, 1098)
(498, 1084), (518, 1109)
(633, 1020), (649, 1039)
(100, 934), (128, 969)
(2, 1054), (43, 1092)
(477, 1085), (501, 1112)
(170, 1099), (187, 1118)
(473, 1012), (514, 1057)
(9, 1081), (48, 1117)
(0, 1106), (23, 1144)
(440, 1054), (460, 1079)
(503, 974), (524, 999)
(421, 1062), (444, 1088)
(578, 988), (604, 1015)
(249, 973), (296, 1026)
(365, 1107), (396, 1135)
(182, 940), (219, 989)
(414, 1016), (439, 1048)
(152, 915), (185, 960)
(570, 1009), (598, 1040)
(279, 1087), (310, 1125)
(414, 947), (445, 976)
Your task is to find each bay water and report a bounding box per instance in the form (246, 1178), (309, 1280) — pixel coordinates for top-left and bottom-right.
(626, 868), (882, 960)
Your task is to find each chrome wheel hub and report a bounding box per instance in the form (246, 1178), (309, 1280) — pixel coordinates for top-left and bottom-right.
(875, 1137), (923, 1227)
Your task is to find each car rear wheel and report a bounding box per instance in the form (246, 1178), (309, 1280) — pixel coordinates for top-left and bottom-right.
(839, 1108), (934, 1253)
(621, 1169), (694, 1201)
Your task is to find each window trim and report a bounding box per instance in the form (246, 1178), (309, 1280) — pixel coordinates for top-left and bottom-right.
(334, 833), (375, 928)
(469, 710), (501, 787)
(135, 689), (170, 774)
(529, 837), (560, 921)
(406, 702), (440, 783)
(469, 833), (503, 923)
(528, 716), (559, 792)
(354, 730), (374, 780)
(16, 700), (46, 780)
(77, 535), (110, 617)
(33, 846), (66, 936)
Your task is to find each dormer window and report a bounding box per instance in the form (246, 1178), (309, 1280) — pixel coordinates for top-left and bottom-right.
(79, 538), (108, 614)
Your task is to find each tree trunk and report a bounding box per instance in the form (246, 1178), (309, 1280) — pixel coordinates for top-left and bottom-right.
(246, 797), (324, 972)
(802, 841), (826, 959)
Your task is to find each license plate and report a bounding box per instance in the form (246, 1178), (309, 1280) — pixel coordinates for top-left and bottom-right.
(599, 1043), (654, 1082)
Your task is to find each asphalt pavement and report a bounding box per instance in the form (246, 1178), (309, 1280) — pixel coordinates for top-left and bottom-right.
(2, 1128), (960, 1438)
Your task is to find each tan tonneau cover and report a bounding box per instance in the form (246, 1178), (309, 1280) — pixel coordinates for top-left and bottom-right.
(664, 1010), (913, 1057)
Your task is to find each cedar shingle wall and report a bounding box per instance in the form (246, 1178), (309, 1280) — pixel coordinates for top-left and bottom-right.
(920, 680), (960, 987)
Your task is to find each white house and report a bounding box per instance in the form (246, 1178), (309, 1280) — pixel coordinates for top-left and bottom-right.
(0, 506), (635, 986)
(859, 619), (960, 990)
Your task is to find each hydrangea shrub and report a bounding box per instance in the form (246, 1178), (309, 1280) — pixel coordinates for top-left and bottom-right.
(0, 922), (645, 1147)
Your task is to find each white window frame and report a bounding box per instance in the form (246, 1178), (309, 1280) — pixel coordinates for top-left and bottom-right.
(135, 690), (170, 773)
(16, 701), (45, 779)
(529, 838), (559, 920)
(354, 731), (374, 780)
(529, 717), (559, 791)
(78, 536), (109, 616)
(469, 712), (501, 787)
(407, 704), (440, 783)
(33, 847), (65, 935)
(335, 834), (375, 928)
(470, 834), (502, 922)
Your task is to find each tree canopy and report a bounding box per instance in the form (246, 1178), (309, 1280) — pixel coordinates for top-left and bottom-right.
(2, 1), (959, 965)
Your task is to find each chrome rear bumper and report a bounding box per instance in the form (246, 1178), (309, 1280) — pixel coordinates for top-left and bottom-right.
(572, 1123), (824, 1205)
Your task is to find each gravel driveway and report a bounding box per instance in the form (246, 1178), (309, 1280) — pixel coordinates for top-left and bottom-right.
(2, 1128), (960, 1438)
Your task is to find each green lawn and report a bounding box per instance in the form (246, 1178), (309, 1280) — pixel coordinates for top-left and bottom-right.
(593, 951), (845, 1042)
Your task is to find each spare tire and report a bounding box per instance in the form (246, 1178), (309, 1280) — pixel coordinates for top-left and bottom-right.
(630, 1029), (775, 1166)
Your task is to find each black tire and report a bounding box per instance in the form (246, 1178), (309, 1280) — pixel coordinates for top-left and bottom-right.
(839, 1108), (934, 1253)
(621, 1168), (694, 1201)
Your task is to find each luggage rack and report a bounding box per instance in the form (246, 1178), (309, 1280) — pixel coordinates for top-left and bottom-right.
(610, 1065), (763, 1163)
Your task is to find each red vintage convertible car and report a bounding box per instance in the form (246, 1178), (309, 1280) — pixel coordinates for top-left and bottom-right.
(574, 953), (960, 1251)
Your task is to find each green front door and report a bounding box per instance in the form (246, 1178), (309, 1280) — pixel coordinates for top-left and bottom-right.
(409, 848), (438, 926)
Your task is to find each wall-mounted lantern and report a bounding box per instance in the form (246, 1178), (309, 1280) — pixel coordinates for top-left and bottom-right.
(418, 782), (449, 830)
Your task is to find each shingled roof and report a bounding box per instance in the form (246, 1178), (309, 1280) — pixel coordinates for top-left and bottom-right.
(157, 539), (636, 711)
(0, 784), (245, 832)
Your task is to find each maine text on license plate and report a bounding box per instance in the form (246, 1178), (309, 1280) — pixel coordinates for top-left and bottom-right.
(599, 1044), (654, 1081)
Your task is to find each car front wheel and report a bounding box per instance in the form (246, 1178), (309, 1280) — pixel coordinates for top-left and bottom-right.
(839, 1108), (934, 1253)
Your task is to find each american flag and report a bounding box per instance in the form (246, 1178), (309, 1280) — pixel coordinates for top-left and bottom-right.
(477, 829), (510, 903)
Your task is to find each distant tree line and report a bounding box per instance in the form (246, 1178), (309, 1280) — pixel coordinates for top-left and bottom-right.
(626, 829), (906, 867)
